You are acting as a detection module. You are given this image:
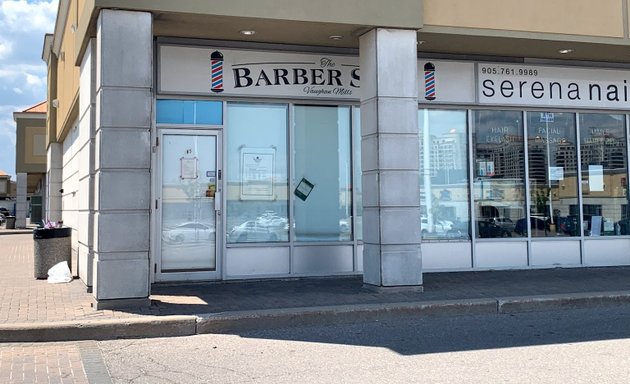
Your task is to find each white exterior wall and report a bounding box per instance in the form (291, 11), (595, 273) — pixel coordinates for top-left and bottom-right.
(77, 39), (96, 287)
(62, 123), (80, 275)
(46, 143), (62, 222)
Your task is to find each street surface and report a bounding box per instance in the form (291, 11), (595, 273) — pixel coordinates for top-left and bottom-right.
(99, 305), (630, 384)
(2, 305), (630, 383)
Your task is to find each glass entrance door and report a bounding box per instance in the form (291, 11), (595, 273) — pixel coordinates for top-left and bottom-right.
(157, 130), (222, 280)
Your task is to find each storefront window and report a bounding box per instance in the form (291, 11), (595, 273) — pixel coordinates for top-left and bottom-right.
(419, 109), (470, 240)
(472, 111), (526, 238)
(226, 103), (289, 243)
(526, 112), (578, 237)
(294, 105), (352, 242)
(579, 113), (629, 236)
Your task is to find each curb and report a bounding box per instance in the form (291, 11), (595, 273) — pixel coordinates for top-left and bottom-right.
(197, 298), (498, 334)
(497, 291), (630, 313)
(0, 230), (33, 236)
(2, 292), (630, 342)
(0, 316), (197, 342)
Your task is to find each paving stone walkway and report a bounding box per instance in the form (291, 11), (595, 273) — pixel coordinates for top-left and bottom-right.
(0, 233), (146, 324)
(2, 229), (630, 382)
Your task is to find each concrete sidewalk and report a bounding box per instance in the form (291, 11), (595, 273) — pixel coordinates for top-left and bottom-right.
(2, 232), (630, 342)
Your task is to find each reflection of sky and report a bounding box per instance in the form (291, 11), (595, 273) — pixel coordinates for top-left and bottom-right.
(226, 104), (288, 183)
(163, 135), (216, 185)
(579, 113), (625, 139)
(419, 109), (467, 135)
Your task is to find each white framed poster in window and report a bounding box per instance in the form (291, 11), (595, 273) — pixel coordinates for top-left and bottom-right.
(180, 157), (198, 179)
(240, 147), (275, 200)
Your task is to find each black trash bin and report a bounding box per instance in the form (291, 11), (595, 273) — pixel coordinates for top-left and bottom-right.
(33, 227), (72, 279)
(5, 216), (16, 229)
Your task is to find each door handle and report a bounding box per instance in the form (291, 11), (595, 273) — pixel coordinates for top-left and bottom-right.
(214, 191), (221, 212)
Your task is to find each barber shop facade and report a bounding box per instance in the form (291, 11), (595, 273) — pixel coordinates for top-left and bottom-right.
(50, 5), (630, 307)
(154, 42), (630, 281)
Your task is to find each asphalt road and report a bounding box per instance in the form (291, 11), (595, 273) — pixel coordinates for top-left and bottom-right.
(97, 305), (630, 384)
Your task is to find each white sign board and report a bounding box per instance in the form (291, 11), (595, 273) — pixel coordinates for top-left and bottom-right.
(418, 60), (476, 104)
(159, 45), (360, 100)
(159, 44), (630, 109)
(478, 63), (630, 109)
(588, 165), (604, 192)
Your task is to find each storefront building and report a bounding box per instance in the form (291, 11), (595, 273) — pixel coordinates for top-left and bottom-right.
(13, 101), (48, 229)
(43, 0), (630, 308)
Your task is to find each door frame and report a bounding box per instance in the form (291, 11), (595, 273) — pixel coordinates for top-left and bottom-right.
(153, 128), (223, 282)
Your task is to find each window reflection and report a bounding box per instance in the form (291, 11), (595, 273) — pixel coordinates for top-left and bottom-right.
(294, 106), (352, 242)
(579, 113), (629, 236)
(473, 111), (525, 238)
(527, 112), (578, 237)
(226, 103), (289, 243)
(419, 109), (470, 240)
(160, 134), (217, 271)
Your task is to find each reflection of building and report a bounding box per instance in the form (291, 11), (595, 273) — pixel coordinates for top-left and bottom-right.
(420, 129), (467, 185)
(526, 138), (579, 184)
(580, 135), (627, 169)
(475, 135), (525, 178)
(555, 141), (577, 171)
(431, 130), (467, 175)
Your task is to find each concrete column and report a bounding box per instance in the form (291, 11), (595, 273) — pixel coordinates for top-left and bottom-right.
(359, 29), (422, 289)
(77, 39), (96, 288)
(46, 143), (62, 222)
(15, 173), (27, 228)
(92, 10), (152, 308)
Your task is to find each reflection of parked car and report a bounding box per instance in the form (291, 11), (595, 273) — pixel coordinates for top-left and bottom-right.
(166, 222), (215, 243)
(514, 217), (547, 236)
(421, 216), (453, 235)
(445, 221), (470, 239)
(488, 217), (515, 233)
(339, 218), (351, 234)
(229, 217), (288, 242)
(0, 207), (9, 224)
(617, 218), (630, 235)
(477, 220), (511, 238)
(557, 215), (580, 236)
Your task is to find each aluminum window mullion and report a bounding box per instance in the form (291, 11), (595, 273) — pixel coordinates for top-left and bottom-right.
(626, 114), (630, 222)
(351, 106), (360, 272)
(523, 111), (532, 264)
(468, 109), (477, 268)
(575, 113), (585, 264)
(288, 104), (295, 274)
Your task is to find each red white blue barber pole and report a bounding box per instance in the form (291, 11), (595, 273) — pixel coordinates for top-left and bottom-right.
(211, 51), (224, 93)
(424, 62), (436, 100)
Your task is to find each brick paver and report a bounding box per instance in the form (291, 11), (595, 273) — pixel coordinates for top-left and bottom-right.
(3, 231), (630, 325)
(0, 233), (145, 324)
(0, 342), (89, 383)
(3, 229), (630, 382)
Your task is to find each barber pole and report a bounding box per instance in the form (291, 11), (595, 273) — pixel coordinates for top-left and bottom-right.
(211, 51), (224, 93)
(424, 62), (436, 100)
